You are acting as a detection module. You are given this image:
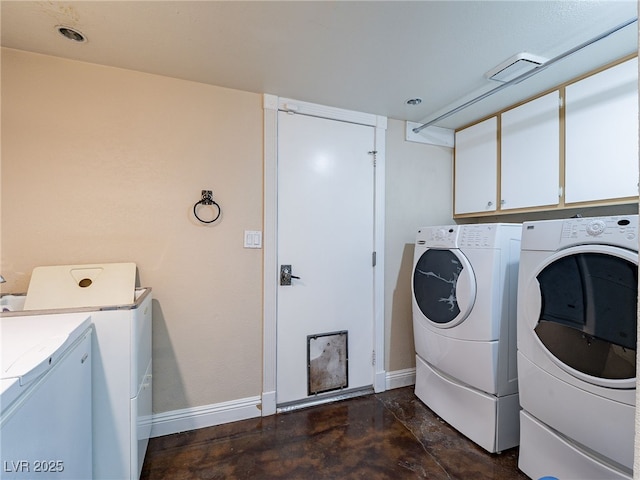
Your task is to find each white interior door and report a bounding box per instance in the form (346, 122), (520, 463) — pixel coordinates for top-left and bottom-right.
(276, 111), (375, 405)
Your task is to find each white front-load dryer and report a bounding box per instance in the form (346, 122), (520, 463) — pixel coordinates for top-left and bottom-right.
(517, 215), (637, 480)
(412, 223), (522, 453)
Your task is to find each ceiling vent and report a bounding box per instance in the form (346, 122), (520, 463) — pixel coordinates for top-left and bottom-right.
(56, 25), (87, 43)
(485, 52), (548, 83)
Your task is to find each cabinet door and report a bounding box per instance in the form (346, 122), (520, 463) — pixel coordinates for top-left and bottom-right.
(454, 117), (497, 215)
(500, 91), (560, 210)
(565, 57), (638, 204)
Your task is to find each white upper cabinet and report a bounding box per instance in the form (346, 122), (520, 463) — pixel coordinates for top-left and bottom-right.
(500, 91), (560, 211)
(564, 57), (639, 204)
(454, 116), (497, 215)
(452, 56), (638, 218)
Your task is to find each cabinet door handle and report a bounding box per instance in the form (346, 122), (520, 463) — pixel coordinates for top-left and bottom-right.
(487, 201), (493, 207)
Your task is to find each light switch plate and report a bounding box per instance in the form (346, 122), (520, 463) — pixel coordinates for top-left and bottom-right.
(244, 230), (262, 249)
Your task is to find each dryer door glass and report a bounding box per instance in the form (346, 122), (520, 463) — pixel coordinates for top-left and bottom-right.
(413, 248), (476, 327)
(535, 252), (637, 380)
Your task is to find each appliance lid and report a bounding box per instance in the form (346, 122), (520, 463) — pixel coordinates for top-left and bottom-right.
(23, 262), (136, 310)
(1, 313), (91, 385)
(0, 378), (20, 413)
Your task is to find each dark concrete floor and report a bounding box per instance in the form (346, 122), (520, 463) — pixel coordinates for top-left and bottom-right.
(141, 386), (528, 479)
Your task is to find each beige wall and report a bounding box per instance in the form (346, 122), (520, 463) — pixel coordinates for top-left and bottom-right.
(1, 48), (264, 412)
(2, 48), (445, 414)
(6, 47), (635, 418)
(384, 120), (453, 372)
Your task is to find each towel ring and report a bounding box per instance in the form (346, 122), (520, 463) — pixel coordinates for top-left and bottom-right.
(193, 190), (221, 224)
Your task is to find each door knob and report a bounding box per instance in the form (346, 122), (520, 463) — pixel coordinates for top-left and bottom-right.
(280, 265), (301, 286)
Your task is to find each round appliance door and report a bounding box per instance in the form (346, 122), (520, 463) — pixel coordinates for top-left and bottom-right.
(529, 244), (637, 389)
(412, 247), (476, 329)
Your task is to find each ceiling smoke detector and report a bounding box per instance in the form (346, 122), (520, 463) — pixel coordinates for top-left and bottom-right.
(57, 26), (87, 43)
(485, 52), (548, 83)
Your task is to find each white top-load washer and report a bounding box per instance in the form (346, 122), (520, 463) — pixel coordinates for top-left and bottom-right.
(1, 263), (152, 480)
(517, 215), (637, 480)
(412, 223), (521, 453)
(1, 313), (93, 479)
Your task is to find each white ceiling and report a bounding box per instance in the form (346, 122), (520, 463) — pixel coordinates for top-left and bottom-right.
(1, 1), (638, 129)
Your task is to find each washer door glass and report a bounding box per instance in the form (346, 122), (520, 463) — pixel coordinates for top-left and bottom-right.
(535, 247), (637, 384)
(413, 248), (476, 328)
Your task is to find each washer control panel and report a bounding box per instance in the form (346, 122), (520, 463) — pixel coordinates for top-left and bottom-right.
(560, 216), (637, 245)
(417, 224), (519, 249)
(458, 224), (498, 248)
(585, 219), (606, 236)
(416, 225), (458, 248)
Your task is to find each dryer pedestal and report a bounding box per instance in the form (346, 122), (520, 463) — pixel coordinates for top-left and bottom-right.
(415, 355), (519, 453)
(519, 411), (631, 480)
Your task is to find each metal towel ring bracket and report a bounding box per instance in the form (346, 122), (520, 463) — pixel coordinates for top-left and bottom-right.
(193, 190), (221, 224)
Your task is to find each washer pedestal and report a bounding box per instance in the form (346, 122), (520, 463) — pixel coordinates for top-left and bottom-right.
(415, 355), (519, 453)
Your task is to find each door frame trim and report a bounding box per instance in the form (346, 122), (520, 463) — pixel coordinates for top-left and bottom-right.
(261, 94), (387, 415)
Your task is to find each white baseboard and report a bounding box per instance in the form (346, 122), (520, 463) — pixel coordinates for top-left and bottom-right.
(374, 369), (387, 393)
(150, 370), (415, 438)
(150, 395), (262, 438)
(261, 390), (276, 416)
(386, 367), (416, 390)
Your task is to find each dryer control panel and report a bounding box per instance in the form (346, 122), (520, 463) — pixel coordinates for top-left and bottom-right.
(559, 216), (637, 248)
(522, 215), (638, 251)
(457, 223), (522, 249)
(416, 225), (458, 248)
(458, 224), (498, 248)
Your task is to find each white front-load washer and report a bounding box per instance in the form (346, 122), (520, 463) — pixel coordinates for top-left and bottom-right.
(412, 223), (522, 453)
(517, 215), (637, 480)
